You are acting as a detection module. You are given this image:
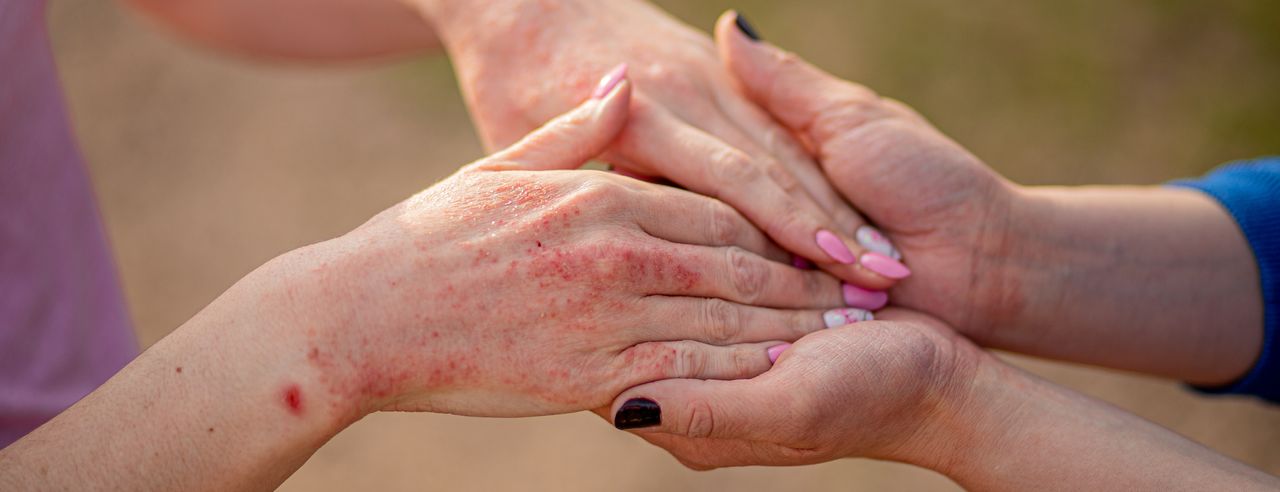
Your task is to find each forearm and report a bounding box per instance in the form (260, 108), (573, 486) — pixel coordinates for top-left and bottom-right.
(123, 0), (442, 61)
(984, 185), (1262, 384)
(0, 250), (358, 491)
(925, 354), (1277, 490)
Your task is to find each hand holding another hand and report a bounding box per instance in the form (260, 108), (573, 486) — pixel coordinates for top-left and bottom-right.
(285, 71), (849, 420)
(409, 0), (912, 290)
(603, 309), (981, 471)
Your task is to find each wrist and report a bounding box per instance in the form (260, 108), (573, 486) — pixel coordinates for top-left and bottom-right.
(242, 243), (388, 424)
(863, 327), (991, 469)
(889, 345), (1030, 482)
(959, 180), (1037, 336)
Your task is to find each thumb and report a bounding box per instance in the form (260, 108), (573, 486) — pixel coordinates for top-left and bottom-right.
(714, 12), (895, 146)
(480, 64), (631, 171)
(609, 376), (786, 441)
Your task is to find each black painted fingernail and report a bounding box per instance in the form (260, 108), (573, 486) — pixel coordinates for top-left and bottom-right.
(735, 12), (762, 42)
(614, 398), (661, 429)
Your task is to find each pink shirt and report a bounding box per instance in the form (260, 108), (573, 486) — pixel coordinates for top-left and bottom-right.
(1, 0), (138, 447)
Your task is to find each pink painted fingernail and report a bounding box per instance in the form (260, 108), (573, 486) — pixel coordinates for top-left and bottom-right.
(860, 252), (912, 279)
(855, 225), (901, 260)
(823, 308), (874, 328)
(815, 229), (856, 264)
(767, 343), (791, 364)
(592, 63), (628, 99)
(842, 283), (889, 310)
(791, 254), (815, 270)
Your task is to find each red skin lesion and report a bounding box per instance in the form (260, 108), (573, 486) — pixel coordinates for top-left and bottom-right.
(282, 384), (304, 416)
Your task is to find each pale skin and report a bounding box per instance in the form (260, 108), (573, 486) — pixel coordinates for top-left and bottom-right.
(704, 12), (1262, 386)
(0, 78), (843, 490)
(3, 1), (1271, 490)
(124, 0), (909, 290)
(599, 12), (1276, 489)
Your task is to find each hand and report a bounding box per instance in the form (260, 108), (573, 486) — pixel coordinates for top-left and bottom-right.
(712, 15), (1263, 384)
(603, 309), (1280, 491)
(288, 71), (849, 419)
(599, 309), (981, 469)
(709, 14), (1022, 347)
(407, 0), (910, 290)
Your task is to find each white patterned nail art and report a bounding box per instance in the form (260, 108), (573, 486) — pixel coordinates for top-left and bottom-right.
(855, 226), (901, 260)
(823, 308), (875, 328)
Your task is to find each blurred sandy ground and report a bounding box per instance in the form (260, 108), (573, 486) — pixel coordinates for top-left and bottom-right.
(46, 0), (1280, 490)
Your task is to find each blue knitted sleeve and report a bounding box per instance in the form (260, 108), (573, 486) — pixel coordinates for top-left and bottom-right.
(1170, 158), (1280, 402)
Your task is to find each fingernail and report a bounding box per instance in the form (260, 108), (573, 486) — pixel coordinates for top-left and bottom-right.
(791, 254), (815, 270)
(767, 343), (791, 364)
(614, 398), (661, 430)
(734, 12), (762, 41)
(823, 308), (875, 328)
(592, 63), (628, 99)
(860, 252), (912, 279)
(816, 230), (856, 264)
(842, 283), (889, 310)
(855, 226), (901, 260)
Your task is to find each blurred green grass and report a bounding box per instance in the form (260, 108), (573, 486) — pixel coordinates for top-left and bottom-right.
(395, 0), (1280, 187)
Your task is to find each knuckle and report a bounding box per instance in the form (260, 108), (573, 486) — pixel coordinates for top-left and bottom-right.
(642, 62), (705, 99)
(698, 299), (742, 344)
(767, 203), (814, 243)
(565, 176), (628, 213)
(726, 247), (769, 303)
(817, 93), (890, 138)
(670, 341), (706, 377)
(683, 399), (717, 439)
(729, 346), (761, 377)
(704, 200), (741, 246)
(763, 160), (804, 195)
(708, 148), (760, 190)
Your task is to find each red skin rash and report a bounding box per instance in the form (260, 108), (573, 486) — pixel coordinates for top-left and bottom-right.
(282, 384), (304, 416)
(292, 177), (711, 413)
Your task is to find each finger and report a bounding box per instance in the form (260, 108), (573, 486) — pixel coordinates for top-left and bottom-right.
(711, 84), (850, 217)
(615, 105), (902, 287)
(640, 296), (867, 345)
(608, 376), (783, 441)
(641, 243), (845, 309)
(715, 90), (896, 261)
(478, 63), (631, 171)
(620, 340), (784, 385)
(714, 12), (897, 150)
(631, 184), (788, 263)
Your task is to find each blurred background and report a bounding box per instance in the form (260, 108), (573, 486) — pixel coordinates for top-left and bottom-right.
(47, 0), (1280, 490)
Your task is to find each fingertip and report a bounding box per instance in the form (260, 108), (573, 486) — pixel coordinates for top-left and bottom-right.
(613, 397), (662, 430)
(594, 77), (632, 140)
(485, 66), (632, 171)
(714, 10), (775, 97)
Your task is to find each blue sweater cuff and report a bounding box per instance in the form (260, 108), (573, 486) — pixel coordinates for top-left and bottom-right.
(1169, 158), (1280, 402)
